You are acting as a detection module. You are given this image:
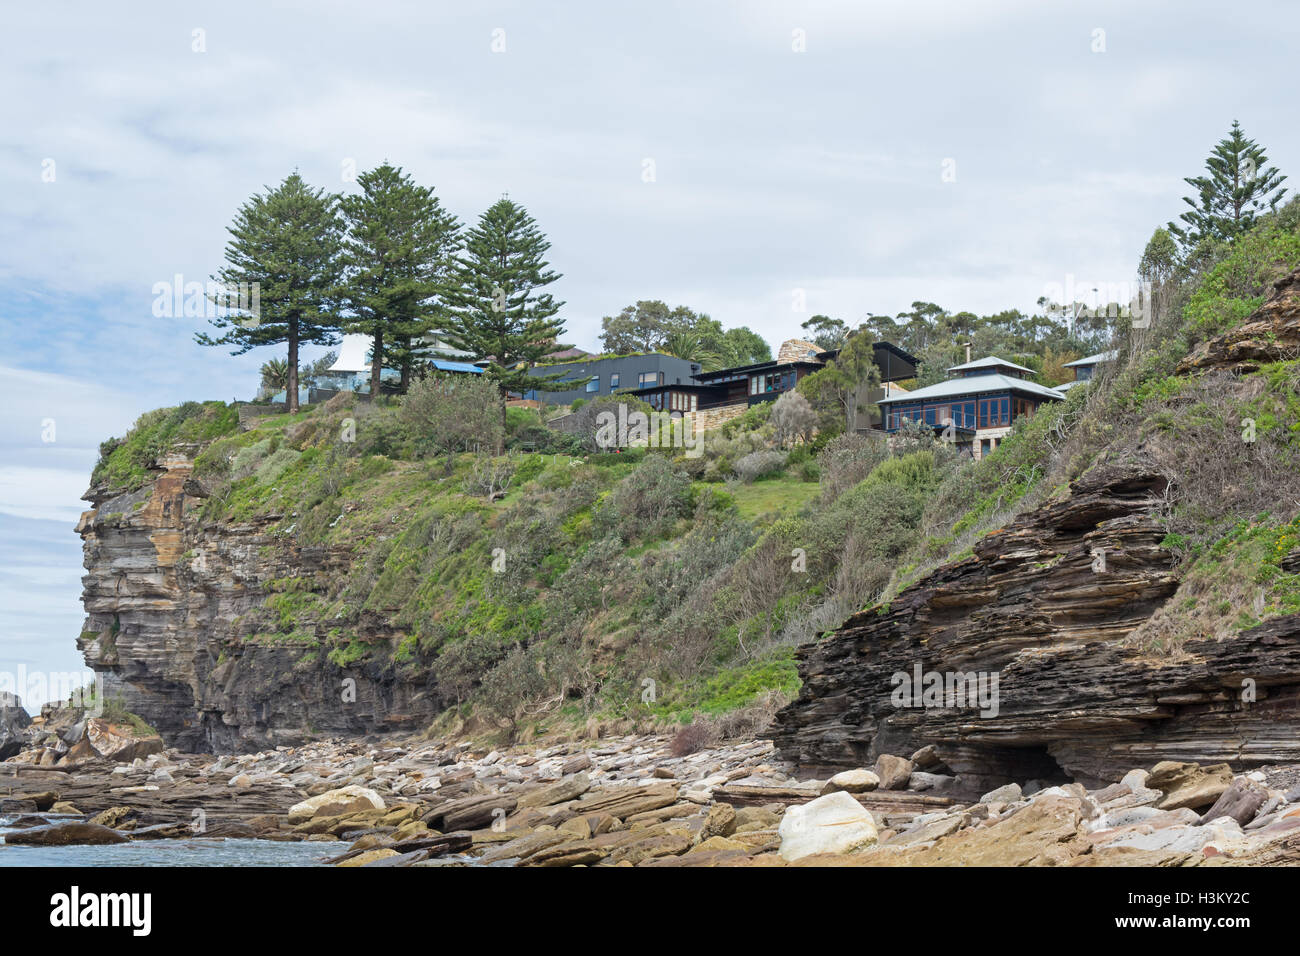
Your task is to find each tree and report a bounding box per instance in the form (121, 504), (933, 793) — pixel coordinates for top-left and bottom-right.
(338, 163), (461, 397)
(801, 314), (848, 351)
(771, 390), (817, 448)
(797, 326), (882, 433)
(599, 300), (692, 353)
(298, 350), (339, 389)
(713, 326), (771, 368)
(260, 358), (290, 393)
(401, 372), (505, 471)
(599, 301), (770, 370)
(198, 172), (344, 413)
(1170, 121), (1288, 251)
(662, 329), (720, 367)
(438, 198), (568, 421)
(1138, 226), (1181, 329)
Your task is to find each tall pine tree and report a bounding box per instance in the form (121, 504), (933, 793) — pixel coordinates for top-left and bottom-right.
(338, 163), (461, 397)
(198, 172), (344, 413)
(1171, 121), (1287, 251)
(438, 198), (568, 415)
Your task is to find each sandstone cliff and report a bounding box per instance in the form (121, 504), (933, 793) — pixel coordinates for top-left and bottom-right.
(770, 464), (1300, 788)
(75, 449), (443, 753)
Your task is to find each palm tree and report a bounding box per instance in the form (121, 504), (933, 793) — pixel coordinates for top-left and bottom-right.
(663, 330), (724, 370)
(260, 358), (290, 392)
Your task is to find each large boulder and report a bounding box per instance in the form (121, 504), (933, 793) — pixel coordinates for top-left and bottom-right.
(778, 791), (879, 861)
(873, 754), (914, 791)
(1146, 761), (1233, 811)
(287, 785), (386, 824)
(73, 718), (163, 763)
(0, 691), (32, 760)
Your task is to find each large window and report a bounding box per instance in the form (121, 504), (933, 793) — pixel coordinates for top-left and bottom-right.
(610, 372), (620, 389)
(585, 377), (599, 393)
(638, 371), (662, 388)
(978, 396), (1010, 428)
(749, 370), (797, 396)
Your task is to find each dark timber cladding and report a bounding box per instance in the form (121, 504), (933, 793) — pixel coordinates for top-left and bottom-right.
(629, 341), (919, 411)
(522, 352), (699, 405)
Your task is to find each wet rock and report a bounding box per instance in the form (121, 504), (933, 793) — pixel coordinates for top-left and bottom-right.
(4, 822), (130, 846)
(337, 848), (399, 867)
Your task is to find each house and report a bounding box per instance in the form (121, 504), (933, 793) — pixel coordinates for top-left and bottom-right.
(522, 352), (700, 406)
(627, 338), (919, 430)
(301, 333), (481, 402)
(876, 354), (1062, 459)
(1056, 349), (1118, 392)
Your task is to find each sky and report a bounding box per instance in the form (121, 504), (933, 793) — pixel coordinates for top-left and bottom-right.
(1, 0), (1297, 706)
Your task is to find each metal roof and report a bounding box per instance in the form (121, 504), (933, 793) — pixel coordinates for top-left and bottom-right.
(876, 373), (1065, 405)
(1063, 350), (1119, 368)
(430, 359), (483, 374)
(946, 355), (1035, 375)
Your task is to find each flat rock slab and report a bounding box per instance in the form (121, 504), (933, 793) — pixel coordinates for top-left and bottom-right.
(4, 822), (130, 846)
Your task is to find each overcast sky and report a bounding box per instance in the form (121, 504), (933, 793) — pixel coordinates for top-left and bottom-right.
(1, 0), (1296, 704)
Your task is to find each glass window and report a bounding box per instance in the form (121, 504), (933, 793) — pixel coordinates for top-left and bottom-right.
(610, 372), (619, 389)
(586, 377), (599, 393)
(638, 371), (658, 388)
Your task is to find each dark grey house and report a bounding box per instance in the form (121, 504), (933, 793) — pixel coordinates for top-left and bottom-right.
(523, 353), (699, 405)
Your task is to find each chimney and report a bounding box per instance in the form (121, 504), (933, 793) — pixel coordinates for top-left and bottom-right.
(963, 342), (972, 363)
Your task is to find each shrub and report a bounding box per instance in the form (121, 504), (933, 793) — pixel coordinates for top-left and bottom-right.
(402, 373), (505, 471)
(818, 431), (888, 502)
(595, 454), (692, 541)
(670, 720), (718, 756)
(733, 449), (787, 483)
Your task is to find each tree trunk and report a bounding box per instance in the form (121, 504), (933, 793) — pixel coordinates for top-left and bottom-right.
(370, 329), (383, 402)
(287, 322), (300, 414)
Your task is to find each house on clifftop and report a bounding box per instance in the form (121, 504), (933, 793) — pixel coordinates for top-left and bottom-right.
(876, 355), (1062, 459)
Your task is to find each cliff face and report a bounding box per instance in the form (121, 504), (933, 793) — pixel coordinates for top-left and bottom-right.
(769, 465), (1300, 789)
(75, 450), (443, 753)
(1177, 266), (1300, 374)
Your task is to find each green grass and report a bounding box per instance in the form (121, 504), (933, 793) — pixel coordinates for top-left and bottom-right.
(725, 478), (820, 520)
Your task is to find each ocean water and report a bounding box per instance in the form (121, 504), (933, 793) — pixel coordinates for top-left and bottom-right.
(0, 816), (347, 867)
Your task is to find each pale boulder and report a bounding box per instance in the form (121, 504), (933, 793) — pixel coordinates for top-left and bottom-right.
(778, 791), (878, 861)
(288, 785), (386, 824)
(821, 769), (879, 795)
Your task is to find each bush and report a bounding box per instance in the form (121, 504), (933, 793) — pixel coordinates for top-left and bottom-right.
(402, 373), (505, 471)
(733, 449), (787, 483)
(670, 720), (718, 757)
(595, 454), (692, 541)
(818, 432), (888, 502)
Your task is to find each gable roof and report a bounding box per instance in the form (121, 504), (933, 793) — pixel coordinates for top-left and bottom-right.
(876, 373), (1064, 406)
(1063, 349), (1119, 368)
(947, 355), (1035, 375)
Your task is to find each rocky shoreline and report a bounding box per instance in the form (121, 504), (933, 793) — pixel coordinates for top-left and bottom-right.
(6, 729), (1300, 866)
